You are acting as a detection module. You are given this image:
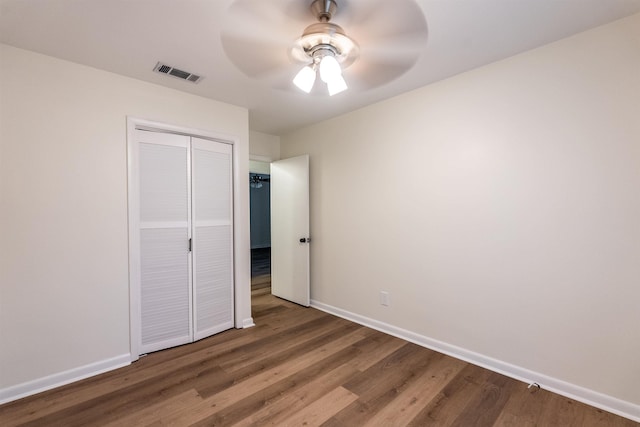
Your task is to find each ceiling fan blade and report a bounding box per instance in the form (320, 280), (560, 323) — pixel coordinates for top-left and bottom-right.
(345, 33), (427, 89)
(221, 0), (429, 92)
(221, 33), (292, 78)
(281, 0), (317, 23)
(334, 0), (428, 89)
(339, 0), (427, 40)
(225, 0), (299, 30)
(221, 0), (310, 79)
(360, 31), (428, 59)
(345, 57), (414, 90)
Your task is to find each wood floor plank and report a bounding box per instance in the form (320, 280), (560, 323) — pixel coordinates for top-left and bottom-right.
(14, 360), (230, 427)
(196, 321), (362, 398)
(0, 306), (314, 425)
(449, 371), (520, 426)
(407, 363), (493, 426)
(231, 364), (360, 427)
(361, 352), (467, 426)
(492, 384), (551, 426)
(0, 326), (266, 425)
(218, 316), (355, 374)
(160, 328), (371, 426)
(538, 395), (587, 426)
(342, 342), (436, 395)
(331, 343), (445, 425)
(346, 330), (407, 371)
(220, 320), (359, 377)
(580, 407), (640, 427)
(102, 389), (203, 427)
(278, 386), (359, 427)
(195, 347), (365, 427)
(250, 301), (288, 318)
(1, 287), (637, 427)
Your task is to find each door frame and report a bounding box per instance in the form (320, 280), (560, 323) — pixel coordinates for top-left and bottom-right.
(248, 154), (311, 308)
(127, 117), (250, 361)
(249, 155), (275, 252)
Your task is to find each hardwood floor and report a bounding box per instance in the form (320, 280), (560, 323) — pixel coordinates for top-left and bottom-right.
(251, 248), (270, 278)
(0, 282), (636, 426)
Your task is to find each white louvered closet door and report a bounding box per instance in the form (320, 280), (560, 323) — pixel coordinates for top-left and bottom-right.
(132, 129), (234, 356)
(191, 137), (234, 340)
(137, 131), (192, 354)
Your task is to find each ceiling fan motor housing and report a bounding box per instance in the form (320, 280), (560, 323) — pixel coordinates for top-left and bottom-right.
(291, 1), (358, 68)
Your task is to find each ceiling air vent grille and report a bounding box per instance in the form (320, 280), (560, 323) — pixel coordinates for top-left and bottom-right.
(153, 62), (203, 84)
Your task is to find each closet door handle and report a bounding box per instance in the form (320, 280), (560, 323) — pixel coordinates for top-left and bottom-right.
(299, 237), (311, 243)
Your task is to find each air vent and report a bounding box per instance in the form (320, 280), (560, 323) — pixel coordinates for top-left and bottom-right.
(153, 62), (203, 84)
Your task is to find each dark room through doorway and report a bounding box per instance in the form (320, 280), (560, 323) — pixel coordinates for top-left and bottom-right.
(250, 171), (271, 291)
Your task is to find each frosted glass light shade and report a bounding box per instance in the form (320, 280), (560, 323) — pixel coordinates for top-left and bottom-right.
(293, 65), (316, 93)
(319, 55), (341, 84)
(293, 55), (348, 96)
(327, 74), (347, 96)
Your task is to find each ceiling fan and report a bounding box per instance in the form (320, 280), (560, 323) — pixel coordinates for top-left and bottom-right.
(221, 0), (428, 96)
(290, 0), (359, 95)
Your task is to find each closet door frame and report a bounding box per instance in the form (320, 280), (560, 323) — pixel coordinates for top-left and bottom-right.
(127, 117), (242, 361)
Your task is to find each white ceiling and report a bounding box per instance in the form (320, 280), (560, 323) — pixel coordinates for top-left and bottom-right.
(2, 0), (640, 135)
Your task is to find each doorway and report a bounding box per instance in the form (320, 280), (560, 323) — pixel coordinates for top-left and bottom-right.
(248, 155), (310, 307)
(249, 161), (271, 295)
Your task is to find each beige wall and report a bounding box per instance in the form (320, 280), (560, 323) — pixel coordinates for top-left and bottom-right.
(281, 14), (640, 415)
(249, 130), (280, 161)
(0, 44), (251, 396)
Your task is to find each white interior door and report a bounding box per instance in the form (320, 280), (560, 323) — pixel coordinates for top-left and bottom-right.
(191, 137), (234, 340)
(270, 155), (310, 306)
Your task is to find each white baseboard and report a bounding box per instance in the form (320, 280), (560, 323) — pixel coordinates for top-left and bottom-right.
(310, 299), (640, 423)
(241, 317), (255, 328)
(0, 354), (131, 405)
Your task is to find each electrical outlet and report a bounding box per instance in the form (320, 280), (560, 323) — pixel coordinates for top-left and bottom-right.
(380, 291), (390, 306)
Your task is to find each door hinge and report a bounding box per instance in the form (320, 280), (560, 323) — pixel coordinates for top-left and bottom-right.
(188, 238), (192, 252)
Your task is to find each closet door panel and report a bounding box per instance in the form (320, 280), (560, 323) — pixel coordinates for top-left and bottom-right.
(137, 132), (192, 353)
(194, 225), (232, 337)
(140, 227), (190, 352)
(139, 142), (189, 222)
(192, 138), (234, 340)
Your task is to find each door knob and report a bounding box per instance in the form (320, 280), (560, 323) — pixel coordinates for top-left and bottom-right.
(299, 237), (311, 243)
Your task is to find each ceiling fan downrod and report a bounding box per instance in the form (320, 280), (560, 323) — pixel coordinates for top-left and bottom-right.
(311, 0), (337, 23)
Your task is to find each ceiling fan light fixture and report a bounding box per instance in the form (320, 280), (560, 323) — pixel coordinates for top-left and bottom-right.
(293, 47), (348, 95)
(319, 54), (341, 83)
(290, 0), (358, 96)
(293, 65), (316, 93)
(327, 74), (347, 96)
